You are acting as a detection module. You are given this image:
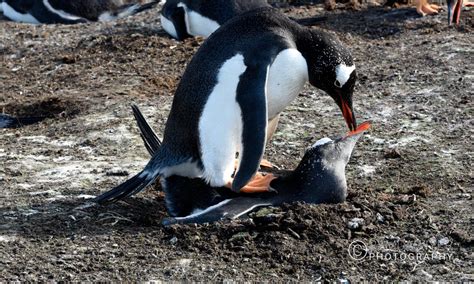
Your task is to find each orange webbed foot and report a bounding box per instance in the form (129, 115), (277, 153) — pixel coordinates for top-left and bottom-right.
(416, 0), (441, 15)
(226, 172), (276, 194)
(259, 159), (274, 169)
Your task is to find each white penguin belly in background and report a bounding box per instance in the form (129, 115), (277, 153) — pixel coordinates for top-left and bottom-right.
(2, 2), (40, 24)
(177, 3), (220, 37)
(160, 14), (179, 39)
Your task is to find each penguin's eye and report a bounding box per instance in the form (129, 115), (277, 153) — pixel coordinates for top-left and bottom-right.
(334, 79), (342, 88)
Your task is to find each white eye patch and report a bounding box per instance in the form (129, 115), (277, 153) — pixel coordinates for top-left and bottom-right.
(335, 64), (355, 88)
(311, 137), (333, 148)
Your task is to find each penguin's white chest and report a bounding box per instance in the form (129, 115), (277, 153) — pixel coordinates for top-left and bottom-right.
(198, 54), (247, 187)
(267, 49), (309, 119)
(177, 3), (220, 37)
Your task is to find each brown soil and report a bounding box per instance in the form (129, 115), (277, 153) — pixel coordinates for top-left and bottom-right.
(1, 3), (473, 282)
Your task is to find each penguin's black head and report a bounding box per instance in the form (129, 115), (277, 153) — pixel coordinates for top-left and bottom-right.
(297, 29), (357, 131)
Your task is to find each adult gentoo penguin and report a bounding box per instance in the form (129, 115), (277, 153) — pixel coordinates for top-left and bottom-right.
(160, 0), (270, 40)
(95, 8), (358, 204)
(1, 0), (159, 24)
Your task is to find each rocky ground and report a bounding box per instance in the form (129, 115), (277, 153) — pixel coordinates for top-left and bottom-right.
(0, 3), (473, 282)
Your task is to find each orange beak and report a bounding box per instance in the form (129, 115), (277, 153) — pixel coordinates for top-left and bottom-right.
(340, 94), (357, 131)
(347, 121), (371, 136)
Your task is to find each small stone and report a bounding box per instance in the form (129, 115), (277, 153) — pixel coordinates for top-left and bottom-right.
(404, 233), (417, 241)
(229, 232), (250, 243)
(428, 236), (437, 246)
(287, 228), (300, 239)
(105, 168), (129, 176)
(253, 207), (276, 218)
(418, 270), (433, 279)
(376, 213), (385, 223)
(169, 236), (178, 245)
(402, 244), (417, 253)
(348, 218), (364, 230)
(438, 237), (450, 246)
(438, 265), (450, 274)
(384, 148), (402, 159)
(61, 55), (76, 64)
(178, 258), (192, 267)
(338, 272), (350, 284)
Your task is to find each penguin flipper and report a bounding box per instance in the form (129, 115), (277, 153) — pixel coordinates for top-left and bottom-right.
(131, 104), (162, 156)
(162, 197), (272, 226)
(232, 63), (269, 192)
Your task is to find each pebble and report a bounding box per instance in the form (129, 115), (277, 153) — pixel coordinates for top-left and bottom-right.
(428, 236), (437, 246)
(338, 272), (350, 284)
(169, 236), (178, 245)
(105, 168), (129, 176)
(418, 270), (433, 279)
(402, 244), (417, 253)
(438, 265), (450, 274)
(376, 213), (385, 223)
(438, 237), (450, 246)
(229, 232), (251, 243)
(348, 218), (364, 230)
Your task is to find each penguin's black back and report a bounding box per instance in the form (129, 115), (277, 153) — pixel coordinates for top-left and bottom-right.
(161, 8), (303, 158)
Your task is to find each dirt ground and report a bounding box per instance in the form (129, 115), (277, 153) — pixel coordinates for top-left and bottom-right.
(0, 3), (473, 282)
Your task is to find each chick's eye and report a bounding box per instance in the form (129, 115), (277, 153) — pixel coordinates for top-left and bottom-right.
(334, 79), (342, 88)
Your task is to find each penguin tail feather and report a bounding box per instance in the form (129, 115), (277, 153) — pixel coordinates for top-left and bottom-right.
(293, 16), (327, 26)
(94, 168), (160, 204)
(131, 104), (162, 156)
